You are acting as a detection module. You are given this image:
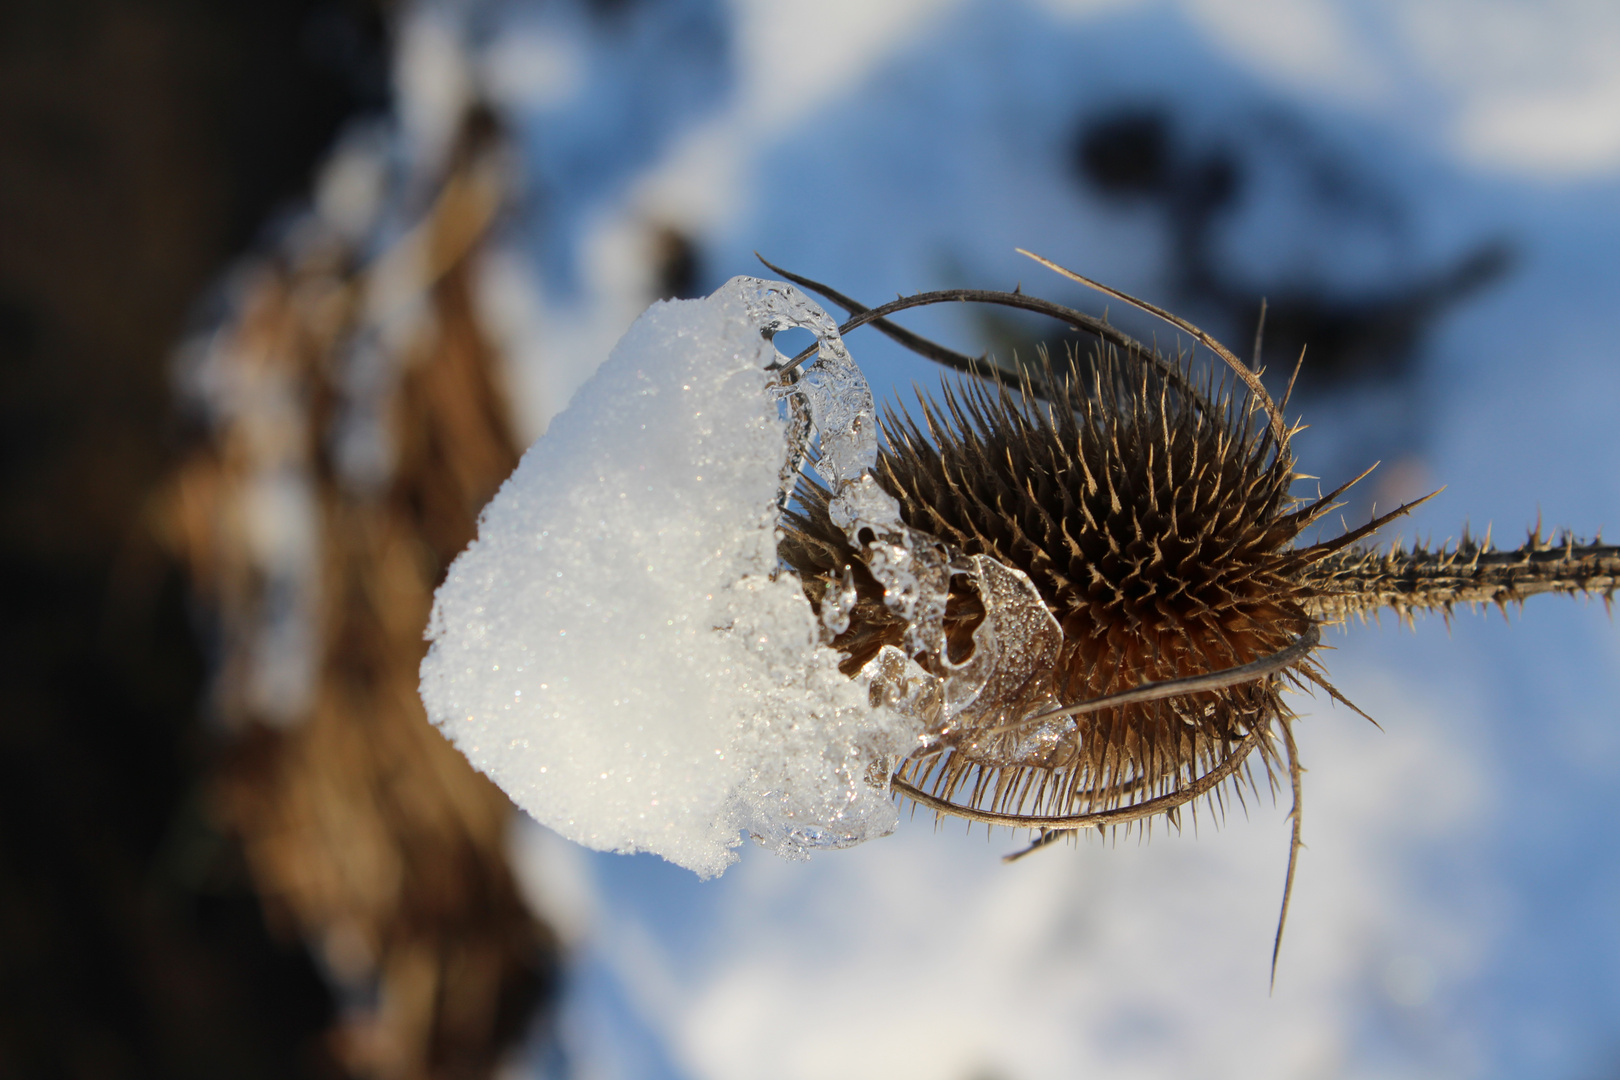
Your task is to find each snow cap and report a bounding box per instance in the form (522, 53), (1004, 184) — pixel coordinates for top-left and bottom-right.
(419, 277), (918, 876)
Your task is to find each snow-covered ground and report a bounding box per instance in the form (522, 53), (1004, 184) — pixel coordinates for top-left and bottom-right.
(420, 2), (1620, 1077)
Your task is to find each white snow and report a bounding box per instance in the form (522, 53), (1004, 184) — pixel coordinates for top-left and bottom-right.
(419, 276), (922, 877)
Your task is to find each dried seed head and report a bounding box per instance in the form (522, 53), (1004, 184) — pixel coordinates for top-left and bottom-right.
(772, 274), (1397, 981)
(781, 346), (1326, 826)
(770, 252), (1619, 977)
(766, 253), (1437, 844)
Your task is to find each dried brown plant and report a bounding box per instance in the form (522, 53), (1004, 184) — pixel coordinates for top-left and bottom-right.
(767, 252), (1620, 973)
(165, 110), (555, 1079)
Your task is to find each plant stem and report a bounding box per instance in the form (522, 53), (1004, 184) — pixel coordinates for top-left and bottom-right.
(1308, 531), (1620, 622)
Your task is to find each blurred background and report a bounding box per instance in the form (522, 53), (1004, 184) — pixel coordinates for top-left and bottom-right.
(3, 1), (1619, 1078)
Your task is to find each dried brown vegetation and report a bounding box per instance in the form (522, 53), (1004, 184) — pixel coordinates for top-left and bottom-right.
(166, 112), (554, 1080)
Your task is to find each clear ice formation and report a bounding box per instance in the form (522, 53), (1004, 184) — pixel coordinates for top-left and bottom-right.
(833, 480), (1068, 770)
(736, 278), (876, 489)
(419, 275), (1065, 877)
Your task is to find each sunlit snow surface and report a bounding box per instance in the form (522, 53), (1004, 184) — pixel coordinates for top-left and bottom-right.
(421, 278), (932, 876)
(423, 1), (1620, 1078)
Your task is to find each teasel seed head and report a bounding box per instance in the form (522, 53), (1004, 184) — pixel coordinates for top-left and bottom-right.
(781, 345), (1337, 827)
(769, 252), (1619, 977)
(773, 254), (1394, 838)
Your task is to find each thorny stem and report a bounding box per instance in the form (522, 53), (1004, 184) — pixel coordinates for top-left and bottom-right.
(1309, 530), (1620, 623)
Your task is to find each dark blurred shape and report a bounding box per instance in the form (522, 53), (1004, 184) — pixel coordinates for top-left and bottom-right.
(167, 109), (560, 1080)
(0, 296), (39, 367)
(1075, 107), (1170, 196)
(1230, 240), (1515, 385)
(652, 225), (704, 300)
(587, 0), (642, 18)
(0, 1), (541, 1078)
(1070, 104), (1513, 390)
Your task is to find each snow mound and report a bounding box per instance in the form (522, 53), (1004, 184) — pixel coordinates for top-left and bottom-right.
(419, 277), (920, 876)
